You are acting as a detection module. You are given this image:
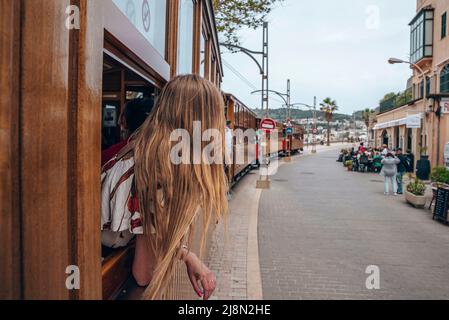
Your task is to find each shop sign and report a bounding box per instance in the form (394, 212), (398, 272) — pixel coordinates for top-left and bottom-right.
(441, 98), (449, 114)
(406, 114), (421, 129)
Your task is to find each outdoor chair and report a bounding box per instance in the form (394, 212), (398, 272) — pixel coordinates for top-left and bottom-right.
(359, 156), (369, 172)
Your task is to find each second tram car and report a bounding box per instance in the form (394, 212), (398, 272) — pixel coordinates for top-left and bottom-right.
(224, 94), (258, 183)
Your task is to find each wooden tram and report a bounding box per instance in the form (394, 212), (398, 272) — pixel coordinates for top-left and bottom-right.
(1, 0), (223, 300)
(224, 94), (258, 183)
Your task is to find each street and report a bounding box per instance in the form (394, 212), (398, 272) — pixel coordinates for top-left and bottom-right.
(258, 147), (449, 299)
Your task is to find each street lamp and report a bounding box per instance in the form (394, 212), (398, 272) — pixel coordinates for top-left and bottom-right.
(251, 79), (291, 120)
(222, 23), (270, 189)
(290, 97), (318, 154)
(388, 57), (428, 156)
(221, 22), (269, 116)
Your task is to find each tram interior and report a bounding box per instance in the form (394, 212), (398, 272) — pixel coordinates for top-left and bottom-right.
(102, 54), (157, 150)
(101, 54), (157, 300)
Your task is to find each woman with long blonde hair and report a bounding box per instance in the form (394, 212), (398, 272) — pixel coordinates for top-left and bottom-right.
(101, 75), (228, 300)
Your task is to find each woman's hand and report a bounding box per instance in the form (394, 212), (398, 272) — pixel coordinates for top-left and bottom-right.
(183, 250), (216, 300)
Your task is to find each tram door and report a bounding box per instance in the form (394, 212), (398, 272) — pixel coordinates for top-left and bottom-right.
(101, 53), (159, 300)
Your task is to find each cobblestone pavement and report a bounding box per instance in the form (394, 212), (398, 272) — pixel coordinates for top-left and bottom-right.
(259, 147), (449, 300)
(207, 171), (261, 300)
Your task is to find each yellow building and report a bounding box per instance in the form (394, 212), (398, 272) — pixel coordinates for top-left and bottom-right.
(375, 0), (449, 167)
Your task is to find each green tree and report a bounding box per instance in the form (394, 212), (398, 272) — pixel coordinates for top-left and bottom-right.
(213, 0), (284, 46)
(380, 92), (397, 103)
(320, 98), (338, 146)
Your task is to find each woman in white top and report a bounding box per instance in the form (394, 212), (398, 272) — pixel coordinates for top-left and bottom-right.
(102, 75), (228, 300)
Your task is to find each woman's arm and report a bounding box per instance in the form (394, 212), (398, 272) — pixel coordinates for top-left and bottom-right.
(133, 235), (156, 287)
(181, 248), (217, 300)
(133, 236), (216, 299)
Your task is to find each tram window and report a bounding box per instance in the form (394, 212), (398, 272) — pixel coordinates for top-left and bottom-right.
(126, 91), (144, 100)
(102, 54), (157, 150)
(234, 104), (239, 128)
(177, 0), (194, 74)
(200, 31), (206, 78)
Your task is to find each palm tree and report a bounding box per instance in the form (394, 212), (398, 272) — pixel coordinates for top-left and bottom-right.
(320, 98), (338, 146)
(362, 108), (375, 145)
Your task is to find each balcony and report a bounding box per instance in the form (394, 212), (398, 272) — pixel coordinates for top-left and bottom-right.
(409, 7), (434, 65)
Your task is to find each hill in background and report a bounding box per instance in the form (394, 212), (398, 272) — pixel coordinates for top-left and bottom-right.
(251, 108), (365, 122)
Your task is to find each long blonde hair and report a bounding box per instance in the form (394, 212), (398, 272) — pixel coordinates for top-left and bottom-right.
(133, 75), (228, 299)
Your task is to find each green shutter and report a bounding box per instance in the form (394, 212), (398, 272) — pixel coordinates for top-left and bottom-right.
(442, 12), (447, 39)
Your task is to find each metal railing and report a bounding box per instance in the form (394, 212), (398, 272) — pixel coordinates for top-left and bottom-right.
(379, 88), (413, 114)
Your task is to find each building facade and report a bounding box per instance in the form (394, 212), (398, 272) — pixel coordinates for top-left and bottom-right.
(375, 0), (449, 167)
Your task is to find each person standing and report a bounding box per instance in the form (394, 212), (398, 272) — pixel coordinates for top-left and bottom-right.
(395, 148), (408, 195)
(381, 152), (400, 196)
(358, 142), (365, 154)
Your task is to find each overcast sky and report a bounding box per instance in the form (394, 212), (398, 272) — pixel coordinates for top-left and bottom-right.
(220, 0), (417, 115)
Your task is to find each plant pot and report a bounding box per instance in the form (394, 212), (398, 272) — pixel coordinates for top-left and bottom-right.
(405, 190), (427, 209)
(347, 166), (352, 171)
(416, 155), (430, 181)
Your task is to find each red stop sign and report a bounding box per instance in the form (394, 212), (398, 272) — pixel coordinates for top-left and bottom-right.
(260, 118), (277, 133)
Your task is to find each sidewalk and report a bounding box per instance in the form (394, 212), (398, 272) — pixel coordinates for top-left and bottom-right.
(207, 143), (350, 300)
(207, 169), (262, 300)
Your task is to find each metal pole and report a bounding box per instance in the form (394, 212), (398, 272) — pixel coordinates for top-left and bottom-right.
(312, 96), (317, 154)
(262, 22), (269, 117)
(287, 79), (291, 120)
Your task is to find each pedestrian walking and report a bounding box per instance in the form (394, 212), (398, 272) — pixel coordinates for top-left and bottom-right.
(395, 148), (408, 195)
(381, 152), (400, 195)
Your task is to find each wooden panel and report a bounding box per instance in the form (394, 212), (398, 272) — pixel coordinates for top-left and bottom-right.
(166, 0), (179, 78)
(102, 246), (134, 300)
(71, 0), (103, 299)
(0, 0), (22, 300)
(192, 0), (202, 74)
(21, 0), (71, 299)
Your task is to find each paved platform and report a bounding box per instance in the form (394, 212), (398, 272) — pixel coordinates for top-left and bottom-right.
(259, 147), (449, 300)
(207, 169), (263, 300)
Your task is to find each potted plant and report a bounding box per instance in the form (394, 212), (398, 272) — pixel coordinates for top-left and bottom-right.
(405, 175), (427, 208)
(345, 160), (353, 171)
(430, 167), (449, 209)
(430, 166), (449, 188)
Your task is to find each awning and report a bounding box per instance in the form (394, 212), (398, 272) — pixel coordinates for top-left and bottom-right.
(373, 114), (423, 130)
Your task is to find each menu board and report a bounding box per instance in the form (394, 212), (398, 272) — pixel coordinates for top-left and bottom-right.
(433, 187), (449, 222)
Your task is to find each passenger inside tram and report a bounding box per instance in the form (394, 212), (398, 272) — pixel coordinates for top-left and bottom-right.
(101, 97), (154, 167)
(101, 54), (160, 299)
(101, 75), (228, 300)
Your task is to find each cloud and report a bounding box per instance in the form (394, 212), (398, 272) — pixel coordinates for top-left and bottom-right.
(221, 0), (416, 114)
